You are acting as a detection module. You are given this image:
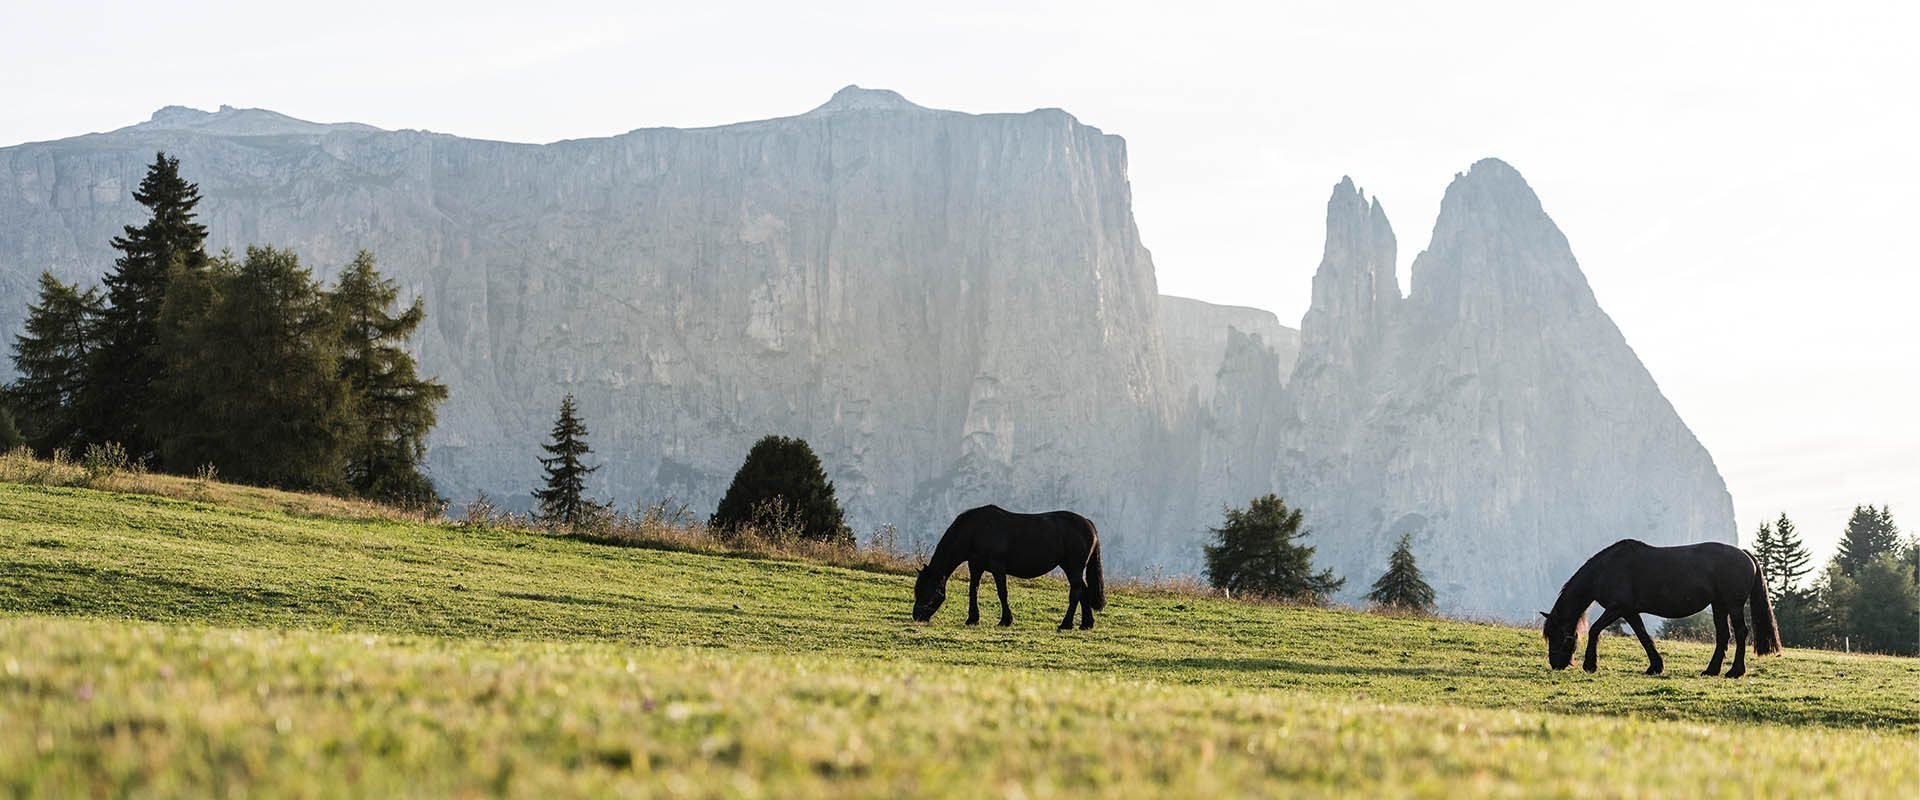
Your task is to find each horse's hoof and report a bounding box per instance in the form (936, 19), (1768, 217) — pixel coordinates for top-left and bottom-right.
(965, 618), (979, 626)
(1079, 621), (1095, 630)
(1057, 623), (1072, 631)
(1644, 665), (1663, 676)
(1702, 666), (1721, 677)
(1725, 667), (1746, 679)
(998, 620), (1013, 628)
(1582, 663), (1597, 674)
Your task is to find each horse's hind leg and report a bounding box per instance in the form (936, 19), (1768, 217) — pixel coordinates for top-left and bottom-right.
(1703, 606), (1730, 676)
(1058, 576), (1082, 631)
(993, 570), (1013, 627)
(1725, 606), (1750, 679)
(1625, 613), (1663, 675)
(1079, 585), (1095, 630)
(965, 564), (984, 626)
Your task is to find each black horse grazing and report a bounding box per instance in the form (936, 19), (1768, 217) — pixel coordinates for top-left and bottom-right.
(1542, 539), (1781, 677)
(911, 505), (1106, 630)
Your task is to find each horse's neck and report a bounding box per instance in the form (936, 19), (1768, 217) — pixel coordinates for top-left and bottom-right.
(926, 538), (966, 578)
(1551, 574), (1594, 619)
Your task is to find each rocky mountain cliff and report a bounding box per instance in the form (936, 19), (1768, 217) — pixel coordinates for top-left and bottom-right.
(1158, 295), (1299, 404)
(0, 93), (1735, 615)
(1257, 162), (1735, 613)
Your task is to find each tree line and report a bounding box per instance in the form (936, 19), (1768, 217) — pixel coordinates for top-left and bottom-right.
(1, 153), (446, 505)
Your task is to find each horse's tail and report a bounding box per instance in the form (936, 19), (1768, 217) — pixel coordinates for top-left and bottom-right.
(1750, 563), (1782, 655)
(1084, 521), (1106, 611)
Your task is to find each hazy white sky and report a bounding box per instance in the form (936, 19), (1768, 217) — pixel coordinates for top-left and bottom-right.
(4, 0), (1914, 569)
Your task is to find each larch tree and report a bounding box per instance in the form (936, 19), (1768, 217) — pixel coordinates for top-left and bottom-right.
(331, 251), (447, 507)
(159, 247), (350, 490)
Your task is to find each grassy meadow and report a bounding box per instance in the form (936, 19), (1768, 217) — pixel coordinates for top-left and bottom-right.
(2, 478), (1917, 797)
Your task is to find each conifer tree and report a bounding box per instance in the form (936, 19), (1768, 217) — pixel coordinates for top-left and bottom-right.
(1203, 494), (1345, 602)
(1366, 533), (1436, 612)
(1836, 505), (1901, 578)
(534, 394), (598, 526)
(711, 435), (851, 545)
(1769, 513), (1813, 597)
(331, 251), (447, 506)
(159, 247), (349, 490)
(1752, 520), (1778, 584)
(6, 273), (103, 452)
(90, 152), (208, 459)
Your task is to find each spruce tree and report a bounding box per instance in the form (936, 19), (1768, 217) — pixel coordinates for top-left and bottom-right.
(159, 247), (350, 490)
(534, 394), (598, 527)
(1752, 520), (1778, 584)
(1769, 513), (1813, 597)
(6, 273), (104, 452)
(331, 251), (448, 506)
(1768, 512), (1818, 646)
(90, 152), (209, 460)
(1203, 494), (1345, 602)
(1366, 533), (1436, 612)
(1836, 505), (1901, 578)
(711, 435), (851, 545)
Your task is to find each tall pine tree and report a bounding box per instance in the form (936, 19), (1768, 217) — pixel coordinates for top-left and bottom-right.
(90, 152), (208, 460)
(158, 247), (350, 490)
(1836, 505), (1901, 578)
(331, 251), (447, 506)
(1203, 495), (1345, 602)
(534, 394), (598, 527)
(1768, 513), (1813, 597)
(6, 273), (103, 452)
(1366, 533), (1436, 612)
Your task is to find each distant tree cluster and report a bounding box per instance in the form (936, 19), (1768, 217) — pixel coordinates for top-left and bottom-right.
(1666, 506), (1917, 655)
(2, 153), (446, 505)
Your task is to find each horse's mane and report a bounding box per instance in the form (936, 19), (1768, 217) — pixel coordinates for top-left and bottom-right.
(1550, 539), (1643, 620)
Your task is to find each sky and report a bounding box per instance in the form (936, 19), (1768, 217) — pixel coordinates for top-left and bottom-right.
(3, 0), (1914, 571)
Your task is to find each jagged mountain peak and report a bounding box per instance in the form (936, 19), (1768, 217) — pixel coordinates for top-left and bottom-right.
(1413, 158), (1594, 318)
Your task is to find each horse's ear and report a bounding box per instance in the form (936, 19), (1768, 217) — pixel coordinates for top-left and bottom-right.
(1539, 611), (1550, 619)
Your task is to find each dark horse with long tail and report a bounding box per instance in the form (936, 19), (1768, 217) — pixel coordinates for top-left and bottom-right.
(911, 505), (1105, 630)
(1542, 539), (1780, 677)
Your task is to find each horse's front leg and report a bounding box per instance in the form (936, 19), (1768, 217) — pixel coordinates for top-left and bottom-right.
(1703, 607), (1730, 676)
(993, 569), (1013, 627)
(1725, 606), (1750, 679)
(1624, 613), (1663, 675)
(965, 564), (984, 626)
(1584, 608), (1622, 673)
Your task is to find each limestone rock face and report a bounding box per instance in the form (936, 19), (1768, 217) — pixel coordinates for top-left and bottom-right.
(1263, 161), (1735, 614)
(0, 89), (1186, 563)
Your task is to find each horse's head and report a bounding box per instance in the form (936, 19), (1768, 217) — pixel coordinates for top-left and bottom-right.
(911, 564), (947, 622)
(1539, 610), (1587, 670)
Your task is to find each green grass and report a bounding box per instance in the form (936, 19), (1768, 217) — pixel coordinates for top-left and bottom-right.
(3, 482), (1917, 797)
